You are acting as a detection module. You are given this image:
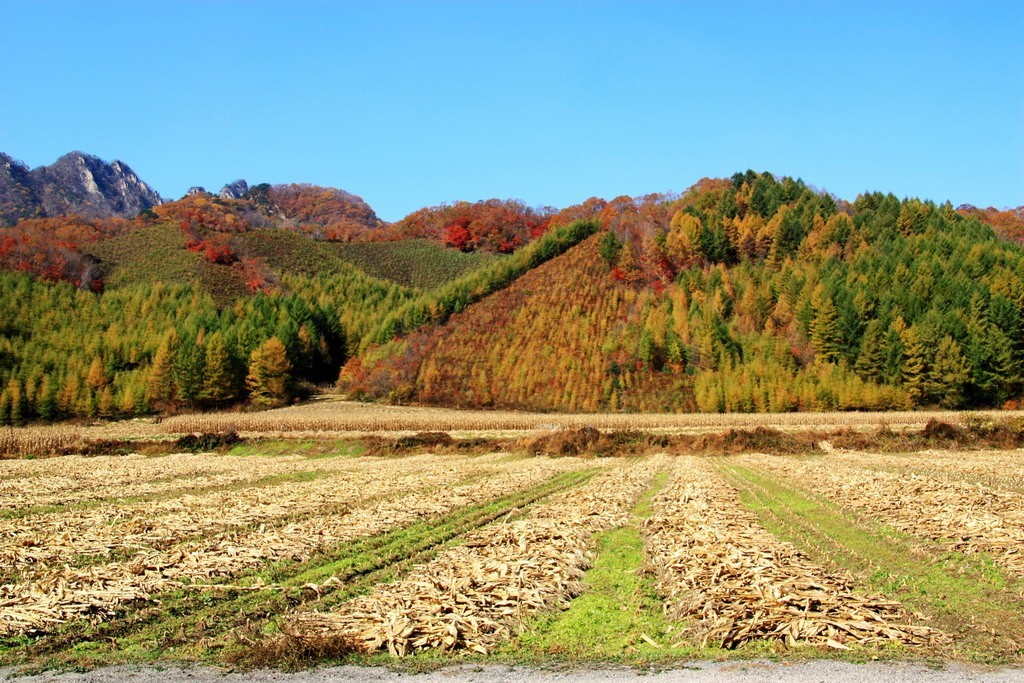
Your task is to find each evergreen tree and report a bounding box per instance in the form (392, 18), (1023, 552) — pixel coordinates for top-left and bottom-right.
(174, 334), (206, 411)
(37, 376), (57, 420)
(0, 390), (10, 427)
(598, 229), (622, 268)
(203, 331), (238, 406)
(98, 386), (115, 419)
(931, 336), (971, 408)
(6, 380), (25, 425)
(87, 356), (108, 390)
(810, 295), (843, 364)
(854, 319), (885, 381)
(900, 325), (933, 405)
(146, 329), (179, 412)
(246, 337), (293, 406)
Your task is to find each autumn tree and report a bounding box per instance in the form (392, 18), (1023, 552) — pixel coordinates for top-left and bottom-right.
(203, 331), (238, 405)
(246, 337), (293, 406)
(145, 329), (179, 412)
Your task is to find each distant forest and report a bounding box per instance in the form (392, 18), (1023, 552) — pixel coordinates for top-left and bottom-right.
(1, 172), (1023, 421)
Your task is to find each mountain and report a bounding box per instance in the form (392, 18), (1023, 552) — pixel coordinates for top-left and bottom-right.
(0, 151), (163, 225)
(340, 173), (1024, 413)
(1, 167), (1023, 422)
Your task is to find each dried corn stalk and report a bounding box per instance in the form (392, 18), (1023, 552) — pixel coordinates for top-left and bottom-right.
(643, 457), (944, 650)
(0, 454), (588, 637)
(825, 448), (1024, 495)
(744, 454), (1024, 577)
(285, 456), (666, 656)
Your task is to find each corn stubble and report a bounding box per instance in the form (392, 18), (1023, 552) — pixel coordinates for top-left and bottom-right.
(158, 401), (1015, 436)
(744, 453), (1024, 578)
(284, 456), (666, 656)
(643, 457), (944, 650)
(0, 453), (585, 637)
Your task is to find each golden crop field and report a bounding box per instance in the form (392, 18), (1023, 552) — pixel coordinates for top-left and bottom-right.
(1, 427), (1023, 669)
(155, 398), (1024, 437)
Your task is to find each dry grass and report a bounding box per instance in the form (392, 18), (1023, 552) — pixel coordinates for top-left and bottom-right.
(642, 456), (943, 650)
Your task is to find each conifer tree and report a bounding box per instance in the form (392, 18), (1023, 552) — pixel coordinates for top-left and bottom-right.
(38, 376), (57, 420)
(87, 356), (107, 390)
(174, 334), (205, 411)
(854, 319), (885, 381)
(203, 331), (237, 406)
(900, 325), (933, 405)
(246, 337), (293, 406)
(146, 329), (179, 412)
(931, 336), (971, 408)
(810, 295), (843, 364)
(98, 386), (115, 419)
(6, 380), (25, 425)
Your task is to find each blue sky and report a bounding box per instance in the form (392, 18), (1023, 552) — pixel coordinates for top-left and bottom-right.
(2, 1), (1021, 221)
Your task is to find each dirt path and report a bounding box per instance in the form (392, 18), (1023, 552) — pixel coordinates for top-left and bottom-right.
(4, 662), (1023, 682)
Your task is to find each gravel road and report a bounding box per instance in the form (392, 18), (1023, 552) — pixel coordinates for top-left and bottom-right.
(3, 662), (1023, 683)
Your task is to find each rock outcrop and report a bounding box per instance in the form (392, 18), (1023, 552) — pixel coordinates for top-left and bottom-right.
(0, 151), (163, 225)
(219, 179), (249, 200)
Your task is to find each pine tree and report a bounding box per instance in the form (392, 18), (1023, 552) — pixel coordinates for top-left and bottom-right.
(246, 337), (293, 406)
(6, 380), (25, 425)
(146, 329), (179, 412)
(810, 295), (843, 364)
(98, 386), (115, 419)
(38, 375), (57, 421)
(930, 336), (971, 408)
(854, 319), (885, 381)
(174, 334), (205, 411)
(203, 331), (237, 406)
(900, 325), (933, 406)
(87, 356), (108, 390)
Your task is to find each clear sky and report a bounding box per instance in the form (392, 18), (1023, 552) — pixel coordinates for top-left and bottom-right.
(2, 0), (1021, 221)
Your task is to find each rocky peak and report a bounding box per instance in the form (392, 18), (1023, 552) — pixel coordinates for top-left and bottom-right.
(0, 153), (42, 225)
(219, 179), (249, 200)
(0, 151), (164, 224)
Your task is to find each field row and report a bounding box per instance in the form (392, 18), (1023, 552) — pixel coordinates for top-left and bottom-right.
(1, 453), (592, 636)
(157, 401), (1022, 435)
(644, 457), (941, 649)
(742, 454), (1024, 577)
(287, 456), (666, 656)
(2, 446), (1022, 667)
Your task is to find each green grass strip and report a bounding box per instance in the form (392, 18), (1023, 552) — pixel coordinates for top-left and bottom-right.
(511, 471), (708, 662)
(717, 460), (1024, 664)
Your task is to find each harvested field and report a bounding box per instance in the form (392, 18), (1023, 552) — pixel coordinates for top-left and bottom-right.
(643, 457), (943, 650)
(742, 454), (1024, 577)
(1, 453), (450, 570)
(0, 452), (313, 512)
(0, 452), (591, 637)
(2, 427), (1022, 670)
(820, 446), (1024, 494)
(284, 456), (666, 656)
(157, 399), (1023, 437)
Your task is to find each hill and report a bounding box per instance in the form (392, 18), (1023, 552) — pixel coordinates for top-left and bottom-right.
(341, 173), (1024, 412)
(1, 164), (1023, 422)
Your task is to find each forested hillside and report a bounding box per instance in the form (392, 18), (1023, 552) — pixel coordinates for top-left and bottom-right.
(1, 162), (1022, 422)
(0, 208), (591, 422)
(342, 173), (1024, 412)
